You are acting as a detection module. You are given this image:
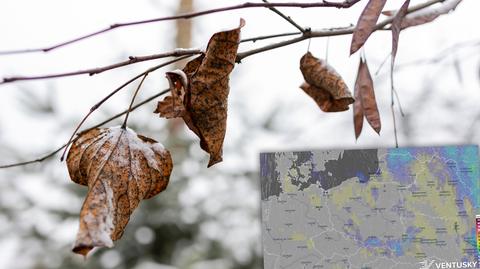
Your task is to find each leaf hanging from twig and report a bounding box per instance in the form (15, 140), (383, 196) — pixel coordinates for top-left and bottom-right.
(391, 0), (410, 65)
(299, 52), (354, 112)
(66, 126), (173, 256)
(350, 0), (387, 55)
(400, 0), (462, 29)
(353, 77), (364, 140)
(155, 19), (245, 167)
(354, 58), (381, 137)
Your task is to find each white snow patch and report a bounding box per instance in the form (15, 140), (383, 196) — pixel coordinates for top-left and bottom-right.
(173, 47), (201, 53)
(104, 126), (167, 172)
(405, 0), (462, 22)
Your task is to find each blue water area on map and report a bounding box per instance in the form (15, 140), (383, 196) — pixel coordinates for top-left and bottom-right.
(387, 239), (404, 256)
(355, 171), (368, 183)
(440, 146), (479, 208)
(365, 236), (382, 248)
(386, 148), (416, 185)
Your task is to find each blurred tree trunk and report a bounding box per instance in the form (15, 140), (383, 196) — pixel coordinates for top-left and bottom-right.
(170, 0), (194, 134)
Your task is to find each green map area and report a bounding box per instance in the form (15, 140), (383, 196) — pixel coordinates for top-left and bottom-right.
(260, 146), (479, 269)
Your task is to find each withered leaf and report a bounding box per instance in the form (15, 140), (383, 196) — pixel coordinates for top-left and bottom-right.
(155, 71), (188, 119)
(355, 59), (381, 135)
(353, 77), (364, 140)
(400, 0), (462, 29)
(391, 0), (410, 66)
(299, 52), (354, 112)
(66, 126), (173, 256)
(350, 0), (387, 55)
(156, 19), (245, 167)
(381, 10), (394, 16)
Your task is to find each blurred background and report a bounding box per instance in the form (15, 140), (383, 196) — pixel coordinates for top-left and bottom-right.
(0, 0), (479, 268)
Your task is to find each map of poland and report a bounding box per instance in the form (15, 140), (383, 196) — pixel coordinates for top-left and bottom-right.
(260, 146), (480, 269)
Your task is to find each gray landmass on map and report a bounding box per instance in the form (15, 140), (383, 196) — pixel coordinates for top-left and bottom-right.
(315, 149), (379, 190)
(263, 149), (379, 195)
(260, 152), (283, 201)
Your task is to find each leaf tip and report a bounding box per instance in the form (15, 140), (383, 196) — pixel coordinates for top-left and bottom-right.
(239, 18), (246, 28)
(207, 156), (223, 168)
(350, 45), (359, 56)
(72, 245), (94, 257)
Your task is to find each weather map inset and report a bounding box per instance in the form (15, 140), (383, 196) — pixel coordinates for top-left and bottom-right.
(260, 146), (480, 269)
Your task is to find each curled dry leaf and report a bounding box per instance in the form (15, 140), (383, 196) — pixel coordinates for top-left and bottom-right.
(381, 10), (394, 17)
(391, 0), (410, 65)
(155, 19), (245, 167)
(399, 0), (462, 29)
(66, 126), (173, 256)
(350, 0), (387, 55)
(299, 52), (354, 112)
(353, 78), (364, 139)
(354, 59), (381, 137)
(155, 70), (189, 119)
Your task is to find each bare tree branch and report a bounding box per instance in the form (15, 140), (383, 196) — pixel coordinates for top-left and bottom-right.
(240, 31), (302, 43)
(262, 0), (305, 32)
(1, 49), (202, 85)
(0, 1), (362, 56)
(0, 88), (169, 169)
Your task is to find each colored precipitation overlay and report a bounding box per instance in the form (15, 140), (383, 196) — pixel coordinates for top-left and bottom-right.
(260, 146), (480, 269)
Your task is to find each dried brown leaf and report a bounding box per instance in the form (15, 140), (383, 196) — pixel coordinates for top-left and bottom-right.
(353, 72), (364, 139)
(350, 0), (387, 55)
(154, 71), (188, 118)
(66, 126), (173, 256)
(299, 52), (354, 112)
(391, 0), (410, 65)
(381, 10), (394, 16)
(357, 59), (381, 134)
(400, 0), (462, 29)
(156, 19), (245, 167)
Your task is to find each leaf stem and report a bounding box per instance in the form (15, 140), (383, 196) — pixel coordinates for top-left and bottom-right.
(122, 74), (148, 129)
(390, 62), (399, 148)
(262, 0), (305, 32)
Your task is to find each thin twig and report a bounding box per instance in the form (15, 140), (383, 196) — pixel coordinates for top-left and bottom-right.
(375, 53), (391, 75)
(391, 61), (399, 148)
(262, 0), (305, 32)
(0, 0), (362, 56)
(396, 39), (480, 70)
(325, 37), (330, 63)
(0, 145), (68, 169)
(391, 101), (399, 148)
(0, 89), (169, 169)
(240, 31), (302, 43)
(59, 55), (191, 161)
(393, 88), (405, 117)
(91, 89), (170, 129)
(122, 74), (148, 128)
(0, 49), (202, 85)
